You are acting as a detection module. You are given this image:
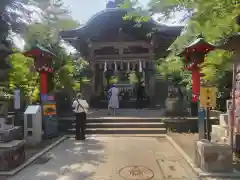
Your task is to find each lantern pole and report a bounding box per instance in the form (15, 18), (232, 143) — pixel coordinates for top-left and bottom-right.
(230, 62), (236, 151)
(205, 103), (211, 140)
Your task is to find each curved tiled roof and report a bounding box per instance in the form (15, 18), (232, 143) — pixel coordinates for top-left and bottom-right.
(60, 8), (182, 39)
(59, 8), (183, 57)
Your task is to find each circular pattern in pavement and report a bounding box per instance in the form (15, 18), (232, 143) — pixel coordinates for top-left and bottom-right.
(119, 165), (154, 180)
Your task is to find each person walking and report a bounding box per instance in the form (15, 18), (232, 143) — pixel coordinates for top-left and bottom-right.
(108, 84), (119, 115)
(136, 81), (145, 109)
(72, 93), (89, 140)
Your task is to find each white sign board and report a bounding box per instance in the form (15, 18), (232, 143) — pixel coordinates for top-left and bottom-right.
(24, 105), (41, 114)
(14, 89), (20, 110)
(226, 99), (232, 111)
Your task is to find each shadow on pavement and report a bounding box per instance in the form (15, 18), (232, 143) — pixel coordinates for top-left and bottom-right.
(11, 138), (107, 180)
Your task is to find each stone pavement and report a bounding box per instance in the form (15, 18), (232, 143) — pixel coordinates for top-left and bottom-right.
(8, 136), (201, 180)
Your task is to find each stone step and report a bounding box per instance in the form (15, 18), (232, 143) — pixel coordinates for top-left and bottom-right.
(67, 128), (167, 134)
(58, 117), (163, 123)
(85, 122), (165, 128)
(85, 134), (166, 137)
(88, 118), (163, 123)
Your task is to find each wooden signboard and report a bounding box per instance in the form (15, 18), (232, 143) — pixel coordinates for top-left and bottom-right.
(200, 87), (217, 108)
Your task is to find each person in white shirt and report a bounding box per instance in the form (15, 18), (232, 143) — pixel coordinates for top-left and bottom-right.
(72, 93), (89, 140)
(108, 84), (119, 115)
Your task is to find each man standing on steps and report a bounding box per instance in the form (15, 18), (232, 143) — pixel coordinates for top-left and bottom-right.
(72, 93), (89, 140)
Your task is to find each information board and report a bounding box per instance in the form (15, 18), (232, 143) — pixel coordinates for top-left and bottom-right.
(41, 94), (58, 138)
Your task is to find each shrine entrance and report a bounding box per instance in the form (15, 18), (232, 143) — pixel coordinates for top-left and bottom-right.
(59, 6), (182, 108)
(89, 55), (154, 108)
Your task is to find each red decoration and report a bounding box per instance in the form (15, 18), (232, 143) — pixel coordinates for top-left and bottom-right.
(180, 37), (215, 102)
(192, 70), (200, 102)
(24, 45), (56, 94)
(40, 71), (47, 94)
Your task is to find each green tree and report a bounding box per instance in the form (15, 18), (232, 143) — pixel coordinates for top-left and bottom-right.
(8, 53), (39, 103)
(147, 0), (239, 110)
(0, 0), (64, 40)
(23, 1), (81, 93)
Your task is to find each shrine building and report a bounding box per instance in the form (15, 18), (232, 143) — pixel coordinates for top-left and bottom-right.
(59, 3), (182, 108)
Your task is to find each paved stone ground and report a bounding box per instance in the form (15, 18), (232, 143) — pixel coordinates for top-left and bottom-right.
(8, 137), (200, 180)
(168, 132), (198, 160)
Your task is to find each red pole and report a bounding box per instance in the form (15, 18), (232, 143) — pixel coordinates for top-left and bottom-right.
(40, 71), (48, 94)
(192, 68), (200, 102)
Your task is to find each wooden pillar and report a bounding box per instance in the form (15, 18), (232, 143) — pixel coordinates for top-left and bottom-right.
(99, 64), (104, 95)
(144, 62), (149, 95)
(142, 61), (146, 83)
(90, 62), (95, 95)
(95, 63), (101, 96)
(148, 61), (156, 108)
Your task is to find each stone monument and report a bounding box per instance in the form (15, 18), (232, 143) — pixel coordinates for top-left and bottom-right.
(0, 43), (25, 171)
(194, 139), (232, 173)
(165, 85), (188, 116)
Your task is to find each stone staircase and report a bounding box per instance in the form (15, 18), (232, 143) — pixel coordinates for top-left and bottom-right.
(85, 117), (166, 135)
(58, 109), (167, 136)
(58, 117), (166, 136)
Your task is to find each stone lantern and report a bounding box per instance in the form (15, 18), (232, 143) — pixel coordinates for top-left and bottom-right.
(178, 36), (215, 116)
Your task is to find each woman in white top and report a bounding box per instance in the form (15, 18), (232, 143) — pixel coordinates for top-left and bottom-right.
(108, 84), (119, 115)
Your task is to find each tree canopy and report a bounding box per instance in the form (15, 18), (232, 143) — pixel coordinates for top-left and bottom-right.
(1, 0), (83, 104)
(2, 0), (240, 110)
(118, 0), (240, 110)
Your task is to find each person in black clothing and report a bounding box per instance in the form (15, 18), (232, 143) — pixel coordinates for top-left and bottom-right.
(136, 81), (145, 109)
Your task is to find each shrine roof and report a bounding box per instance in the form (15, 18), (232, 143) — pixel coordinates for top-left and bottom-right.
(60, 8), (181, 37)
(59, 8), (183, 57)
(24, 44), (57, 58)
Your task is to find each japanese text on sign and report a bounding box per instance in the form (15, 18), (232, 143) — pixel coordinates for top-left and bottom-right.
(200, 87), (217, 108)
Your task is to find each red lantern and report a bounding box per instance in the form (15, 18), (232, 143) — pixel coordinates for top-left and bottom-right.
(24, 45), (57, 94)
(179, 36), (215, 102)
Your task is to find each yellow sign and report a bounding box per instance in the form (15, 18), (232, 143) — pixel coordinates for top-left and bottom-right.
(200, 87), (217, 107)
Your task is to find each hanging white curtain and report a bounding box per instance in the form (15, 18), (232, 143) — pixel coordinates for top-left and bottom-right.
(104, 61), (107, 72)
(139, 60), (142, 72)
(127, 62), (130, 72)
